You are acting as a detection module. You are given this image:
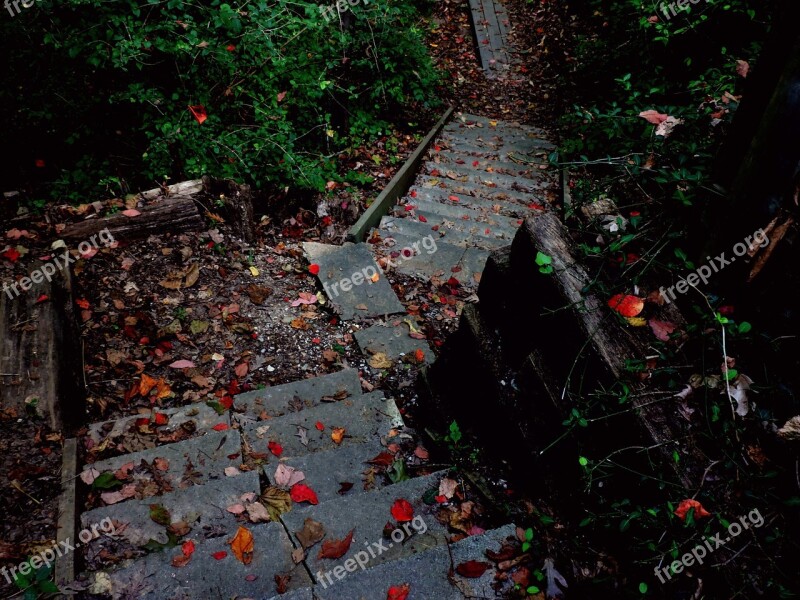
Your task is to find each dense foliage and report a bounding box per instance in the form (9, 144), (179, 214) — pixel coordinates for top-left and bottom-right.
(0, 0), (439, 201)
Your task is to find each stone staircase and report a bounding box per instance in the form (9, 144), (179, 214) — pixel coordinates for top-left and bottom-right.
(72, 113), (555, 598)
(76, 369), (518, 598)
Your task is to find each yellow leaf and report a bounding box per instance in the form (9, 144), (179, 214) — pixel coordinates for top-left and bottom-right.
(249, 266), (260, 276)
(626, 316), (648, 327)
(326, 129), (334, 138)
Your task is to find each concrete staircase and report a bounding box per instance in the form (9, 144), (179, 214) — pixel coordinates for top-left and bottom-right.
(76, 369), (518, 598)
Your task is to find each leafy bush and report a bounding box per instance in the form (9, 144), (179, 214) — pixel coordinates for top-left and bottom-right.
(0, 0), (439, 200)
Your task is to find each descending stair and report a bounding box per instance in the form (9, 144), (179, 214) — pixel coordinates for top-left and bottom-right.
(75, 369), (518, 598)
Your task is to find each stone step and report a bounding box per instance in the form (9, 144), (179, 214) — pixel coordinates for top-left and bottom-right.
(402, 209), (519, 245)
(431, 142), (551, 165)
(239, 391), (403, 462)
(81, 429), (243, 510)
(281, 471), (449, 578)
(415, 174), (548, 203)
(80, 471), (260, 557)
(394, 198), (523, 233)
(354, 321), (434, 366)
(86, 403), (222, 460)
(379, 216), (509, 250)
(428, 150), (553, 180)
(303, 241), (406, 320)
(308, 524), (518, 599)
(268, 439), (391, 509)
(368, 230), (489, 287)
(233, 368), (362, 420)
(422, 159), (547, 187)
(93, 520), (310, 598)
(442, 119), (547, 142)
(450, 113), (548, 137)
(439, 129), (556, 151)
(422, 161), (552, 194)
(403, 188), (537, 220)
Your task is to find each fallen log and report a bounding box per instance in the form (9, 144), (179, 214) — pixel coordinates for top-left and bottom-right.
(61, 196), (204, 242)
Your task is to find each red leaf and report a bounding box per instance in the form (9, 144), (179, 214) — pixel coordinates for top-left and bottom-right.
(268, 440), (283, 457)
(448, 195), (459, 202)
(317, 529), (354, 559)
(649, 319), (677, 341)
(315, 421), (324, 431)
(290, 483), (319, 505)
(472, 161), (479, 167)
(674, 499), (711, 521)
(2, 248), (20, 263)
(212, 423), (229, 431)
(226, 44), (236, 51)
(387, 584), (410, 600)
(153, 413), (169, 426)
(390, 498), (414, 522)
(418, 215), (427, 223)
(607, 294), (644, 318)
(277, 91), (287, 102)
(181, 540), (195, 557)
(34, 159), (45, 168)
(212, 550), (228, 560)
(188, 105), (208, 124)
(455, 560), (491, 578)
(409, 190), (417, 198)
(309, 264), (320, 275)
(367, 451), (395, 467)
(76, 298), (90, 309)
(35, 294), (49, 304)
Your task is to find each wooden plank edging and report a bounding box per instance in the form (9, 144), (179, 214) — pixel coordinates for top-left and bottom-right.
(55, 438), (78, 591)
(347, 106), (455, 242)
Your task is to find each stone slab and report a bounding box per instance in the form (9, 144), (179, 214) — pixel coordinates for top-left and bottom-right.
(303, 242), (406, 320)
(314, 524), (518, 599)
(354, 322), (434, 365)
(81, 471), (260, 550)
(233, 369), (362, 419)
(241, 392), (403, 461)
(102, 521), (310, 599)
(83, 430), (243, 507)
(379, 216), (508, 250)
(397, 198), (522, 232)
(282, 472), (449, 577)
(405, 188), (535, 220)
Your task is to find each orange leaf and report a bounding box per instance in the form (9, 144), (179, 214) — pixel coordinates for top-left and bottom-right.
(387, 584), (410, 600)
(317, 529), (354, 560)
(229, 526), (255, 564)
(607, 294), (644, 318)
(390, 498), (414, 522)
(139, 374), (158, 396)
(674, 499), (711, 521)
(76, 298), (90, 309)
(331, 427), (345, 445)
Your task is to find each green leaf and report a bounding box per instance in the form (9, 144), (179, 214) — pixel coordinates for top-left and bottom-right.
(535, 252), (552, 266)
(522, 541), (531, 552)
(149, 503), (171, 526)
(578, 456), (589, 467)
(387, 458), (410, 483)
(724, 368), (738, 381)
(639, 582), (648, 594)
(738, 322), (752, 334)
(38, 580), (60, 593)
(525, 528), (533, 541)
(91, 472), (123, 489)
(527, 586), (541, 594)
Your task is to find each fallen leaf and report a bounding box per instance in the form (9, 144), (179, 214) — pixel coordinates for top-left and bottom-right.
(390, 498), (414, 522)
(638, 110), (669, 125)
(674, 499), (711, 521)
(607, 294), (644, 318)
(245, 502), (271, 523)
(169, 359), (196, 369)
(317, 529), (354, 560)
(122, 209), (141, 217)
(290, 483), (319, 505)
(649, 319), (677, 341)
(296, 518), (325, 549)
(387, 584), (410, 600)
(268, 440), (283, 457)
(368, 353), (393, 369)
(438, 477), (458, 499)
(274, 464), (305, 488)
(212, 550), (227, 560)
(149, 504), (171, 526)
(260, 487), (293, 521)
(331, 427), (345, 445)
(455, 560), (491, 578)
(229, 526), (254, 565)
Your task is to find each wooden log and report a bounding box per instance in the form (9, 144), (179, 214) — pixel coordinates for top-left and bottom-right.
(0, 251), (84, 433)
(61, 196), (203, 242)
(138, 179), (204, 201)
